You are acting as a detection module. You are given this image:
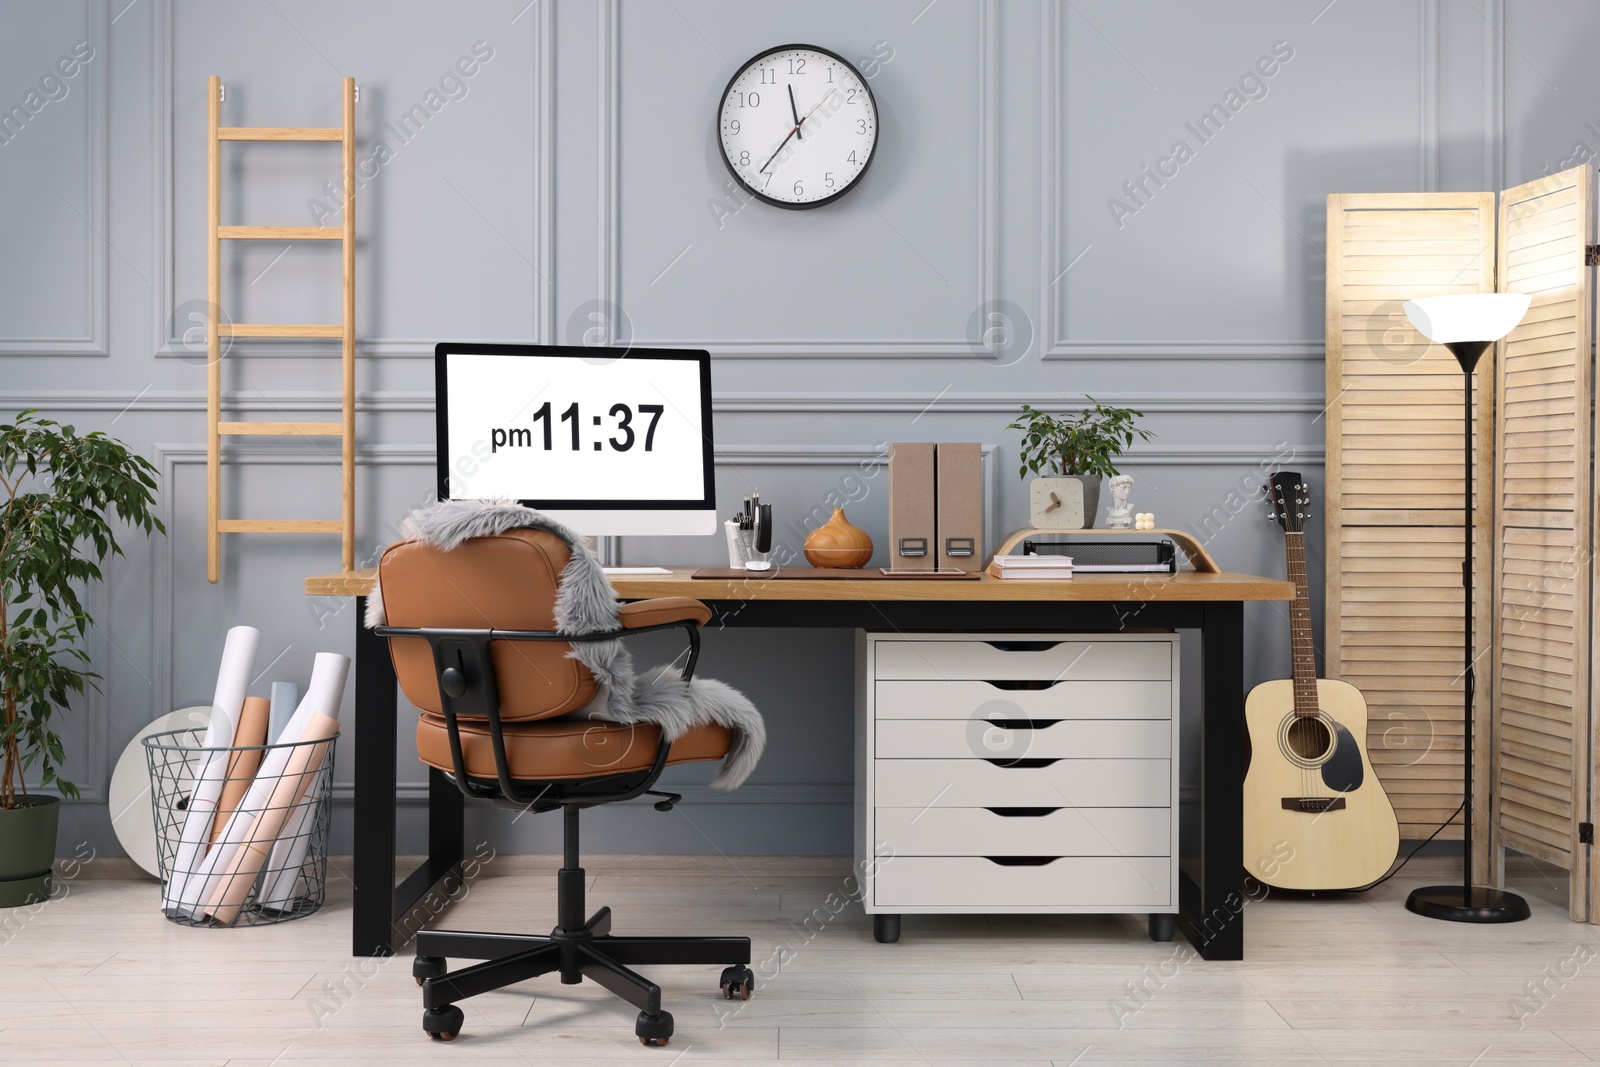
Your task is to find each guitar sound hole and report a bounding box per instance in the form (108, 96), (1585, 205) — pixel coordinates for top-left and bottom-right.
(1285, 716), (1333, 762)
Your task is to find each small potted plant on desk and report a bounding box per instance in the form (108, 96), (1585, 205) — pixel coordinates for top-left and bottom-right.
(0, 411), (163, 906)
(1008, 398), (1153, 529)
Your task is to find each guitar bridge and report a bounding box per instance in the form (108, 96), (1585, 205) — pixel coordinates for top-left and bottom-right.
(1281, 797), (1347, 814)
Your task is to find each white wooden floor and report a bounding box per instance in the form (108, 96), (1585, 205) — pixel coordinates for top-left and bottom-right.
(2, 852), (1597, 1065)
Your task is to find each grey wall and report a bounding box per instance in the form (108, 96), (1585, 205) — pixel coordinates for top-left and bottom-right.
(4, 0), (1597, 857)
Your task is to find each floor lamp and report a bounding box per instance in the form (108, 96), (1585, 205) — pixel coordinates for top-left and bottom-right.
(1400, 292), (1532, 923)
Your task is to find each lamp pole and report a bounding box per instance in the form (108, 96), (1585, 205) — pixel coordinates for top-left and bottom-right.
(1402, 337), (1530, 923)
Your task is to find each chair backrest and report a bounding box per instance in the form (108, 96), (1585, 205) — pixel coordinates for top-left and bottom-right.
(378, 528), (599, 722)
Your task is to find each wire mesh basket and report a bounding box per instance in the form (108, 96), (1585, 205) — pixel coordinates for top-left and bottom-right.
(143, 727), (336, 927)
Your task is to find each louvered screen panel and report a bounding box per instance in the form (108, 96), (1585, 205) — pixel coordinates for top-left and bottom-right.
(1492, 166), (1593, 921)
(1325, 193), (1497, 842)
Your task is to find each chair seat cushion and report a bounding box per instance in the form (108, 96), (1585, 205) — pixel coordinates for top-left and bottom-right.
(417, 713), (732, 781)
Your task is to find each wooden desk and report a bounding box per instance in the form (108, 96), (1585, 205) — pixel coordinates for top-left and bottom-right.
(307, 566), (1292, 962)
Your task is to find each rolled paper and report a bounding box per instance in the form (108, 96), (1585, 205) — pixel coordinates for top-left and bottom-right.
(163, 625), (259, 913)
(268, 681), (299, 744)
(255, 793), (317, 911)
(178, 652), (350, 917)
(211, 696), (270, 843)
(201, 713), (339, 925)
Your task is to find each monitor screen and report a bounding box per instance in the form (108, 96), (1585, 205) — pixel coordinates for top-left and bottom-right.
(435, 343), (717, 535)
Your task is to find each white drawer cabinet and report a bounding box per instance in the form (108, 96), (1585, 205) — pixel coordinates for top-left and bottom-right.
(856, 631), (1180, 944)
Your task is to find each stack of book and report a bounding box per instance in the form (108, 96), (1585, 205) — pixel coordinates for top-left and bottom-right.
(990, 554), (1073, 580)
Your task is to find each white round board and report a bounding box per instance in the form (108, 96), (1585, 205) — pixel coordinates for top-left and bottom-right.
(107, 706), (213, 878)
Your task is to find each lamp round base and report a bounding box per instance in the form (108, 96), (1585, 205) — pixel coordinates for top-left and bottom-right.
(1405, 885), (1531, 923)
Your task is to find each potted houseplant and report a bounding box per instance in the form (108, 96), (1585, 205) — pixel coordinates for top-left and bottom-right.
(1008, 398), (1153, 529)
(1, 411), (162, 906)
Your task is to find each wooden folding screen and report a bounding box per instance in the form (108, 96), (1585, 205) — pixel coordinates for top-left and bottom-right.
(1327, 170), (1599, 922)
(1491, 168), (1594, 921)
(1324, 193), (1498, 848)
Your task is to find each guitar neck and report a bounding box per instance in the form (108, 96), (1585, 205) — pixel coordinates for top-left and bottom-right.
(1286, 531), (1318, 715)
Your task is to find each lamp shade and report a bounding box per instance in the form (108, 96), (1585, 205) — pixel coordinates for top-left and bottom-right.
(1402, 293), (1532, 344)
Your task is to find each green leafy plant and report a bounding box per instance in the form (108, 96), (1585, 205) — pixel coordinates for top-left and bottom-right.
(1, 411), (163, 810)
(1007, 398), (1154, 479)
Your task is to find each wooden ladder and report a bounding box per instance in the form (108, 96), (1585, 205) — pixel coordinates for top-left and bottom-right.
(205, 75), (356, 583)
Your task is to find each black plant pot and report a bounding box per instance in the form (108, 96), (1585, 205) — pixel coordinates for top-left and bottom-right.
(0, 794), (59, 907)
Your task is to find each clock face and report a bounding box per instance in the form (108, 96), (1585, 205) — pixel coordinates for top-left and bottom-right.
(1029, 477), (1086, 530)
(717, 44), (878, 210)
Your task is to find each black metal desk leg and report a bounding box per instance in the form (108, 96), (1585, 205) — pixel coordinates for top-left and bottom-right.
(1178, 600), (1247, 961)
(427, 766), (465, 888)
(352, 596), (399, 956)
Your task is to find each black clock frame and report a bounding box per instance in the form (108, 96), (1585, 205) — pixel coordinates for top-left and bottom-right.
(716, 43), (879, 211)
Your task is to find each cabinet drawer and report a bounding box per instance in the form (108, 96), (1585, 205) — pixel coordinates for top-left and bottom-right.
(874, 758), (1170, 808)
(873, 639), (1171, 682)
(873, 856), (1172, 908)
(876, 718), (1171, 760)
(875, 806), (1170, 857)
(876, 679), (1172, 721)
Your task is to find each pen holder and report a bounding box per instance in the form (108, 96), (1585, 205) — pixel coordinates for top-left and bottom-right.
(725, 519), (768, 568)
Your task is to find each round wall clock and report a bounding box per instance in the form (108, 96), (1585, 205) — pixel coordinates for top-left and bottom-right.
(717, 44), (878, 210)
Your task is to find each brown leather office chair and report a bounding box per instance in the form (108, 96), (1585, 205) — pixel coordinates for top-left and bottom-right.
(373, 527), (754, 1045)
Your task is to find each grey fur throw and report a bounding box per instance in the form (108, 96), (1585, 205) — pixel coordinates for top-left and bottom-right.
(365, 499), (764, 789)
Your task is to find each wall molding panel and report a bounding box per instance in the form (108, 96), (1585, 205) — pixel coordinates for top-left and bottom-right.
(0, 0), (109, 356)
(0, 389), (1328, 416)
(1041, 0), (1439, 361)
(151, 441), (434, 718)
(624, 0), (1001, 359)
(1484, 0), (1505, 191)
(1420, 0), (1439, 191)
(151, 0), (554, 360)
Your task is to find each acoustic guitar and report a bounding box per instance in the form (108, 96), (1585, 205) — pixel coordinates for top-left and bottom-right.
(1242, 472), (1399, 890)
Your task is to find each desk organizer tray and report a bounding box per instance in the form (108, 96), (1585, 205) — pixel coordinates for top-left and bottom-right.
(1021, 539), (1177, 573)
(690, 567), (979, 580)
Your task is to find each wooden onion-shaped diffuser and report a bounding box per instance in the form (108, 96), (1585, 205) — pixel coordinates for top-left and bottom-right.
(804, 508), (873, 568)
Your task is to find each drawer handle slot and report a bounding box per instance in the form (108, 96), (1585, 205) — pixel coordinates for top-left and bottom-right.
(984, 641), (1061, 652)
(983, 718), (1061, 731)
(984, 680), (1061, 691)
(982, 758), (1059, 769)
(985, 856), (1060, 866)
(984, 807), (1060, 817)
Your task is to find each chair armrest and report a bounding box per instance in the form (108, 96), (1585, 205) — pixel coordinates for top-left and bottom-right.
(617, 596), (712, 630)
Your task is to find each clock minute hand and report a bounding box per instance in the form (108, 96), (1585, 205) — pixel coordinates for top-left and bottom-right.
(758, 126), (798, 175)
(788, 83), (802, 140)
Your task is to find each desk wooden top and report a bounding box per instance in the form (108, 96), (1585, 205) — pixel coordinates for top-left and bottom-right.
(306, 567), (1292, 602)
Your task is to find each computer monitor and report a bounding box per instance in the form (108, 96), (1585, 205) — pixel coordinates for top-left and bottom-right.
(435, 342), (717, 536)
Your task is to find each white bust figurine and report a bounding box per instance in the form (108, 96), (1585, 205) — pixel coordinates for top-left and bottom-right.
(1105, 474), (1135, 529)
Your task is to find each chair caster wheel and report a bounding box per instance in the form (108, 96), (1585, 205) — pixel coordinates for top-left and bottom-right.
(635, 1009), (674, 1046)
(719, 965), (755, 1001)
(413, 955), (446, 986)
(423, 1003), (464, 1040)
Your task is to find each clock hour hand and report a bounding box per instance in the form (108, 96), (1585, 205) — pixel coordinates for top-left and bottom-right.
(788, 83), (802, 140)
(759, 127), (797, 175)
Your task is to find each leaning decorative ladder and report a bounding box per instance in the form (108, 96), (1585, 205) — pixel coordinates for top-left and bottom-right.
(205, 75), (356, 583)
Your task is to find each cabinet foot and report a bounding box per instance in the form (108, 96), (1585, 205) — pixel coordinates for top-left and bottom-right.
(872, 914), (901, 944)
(1149, 913), (1176, 942)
